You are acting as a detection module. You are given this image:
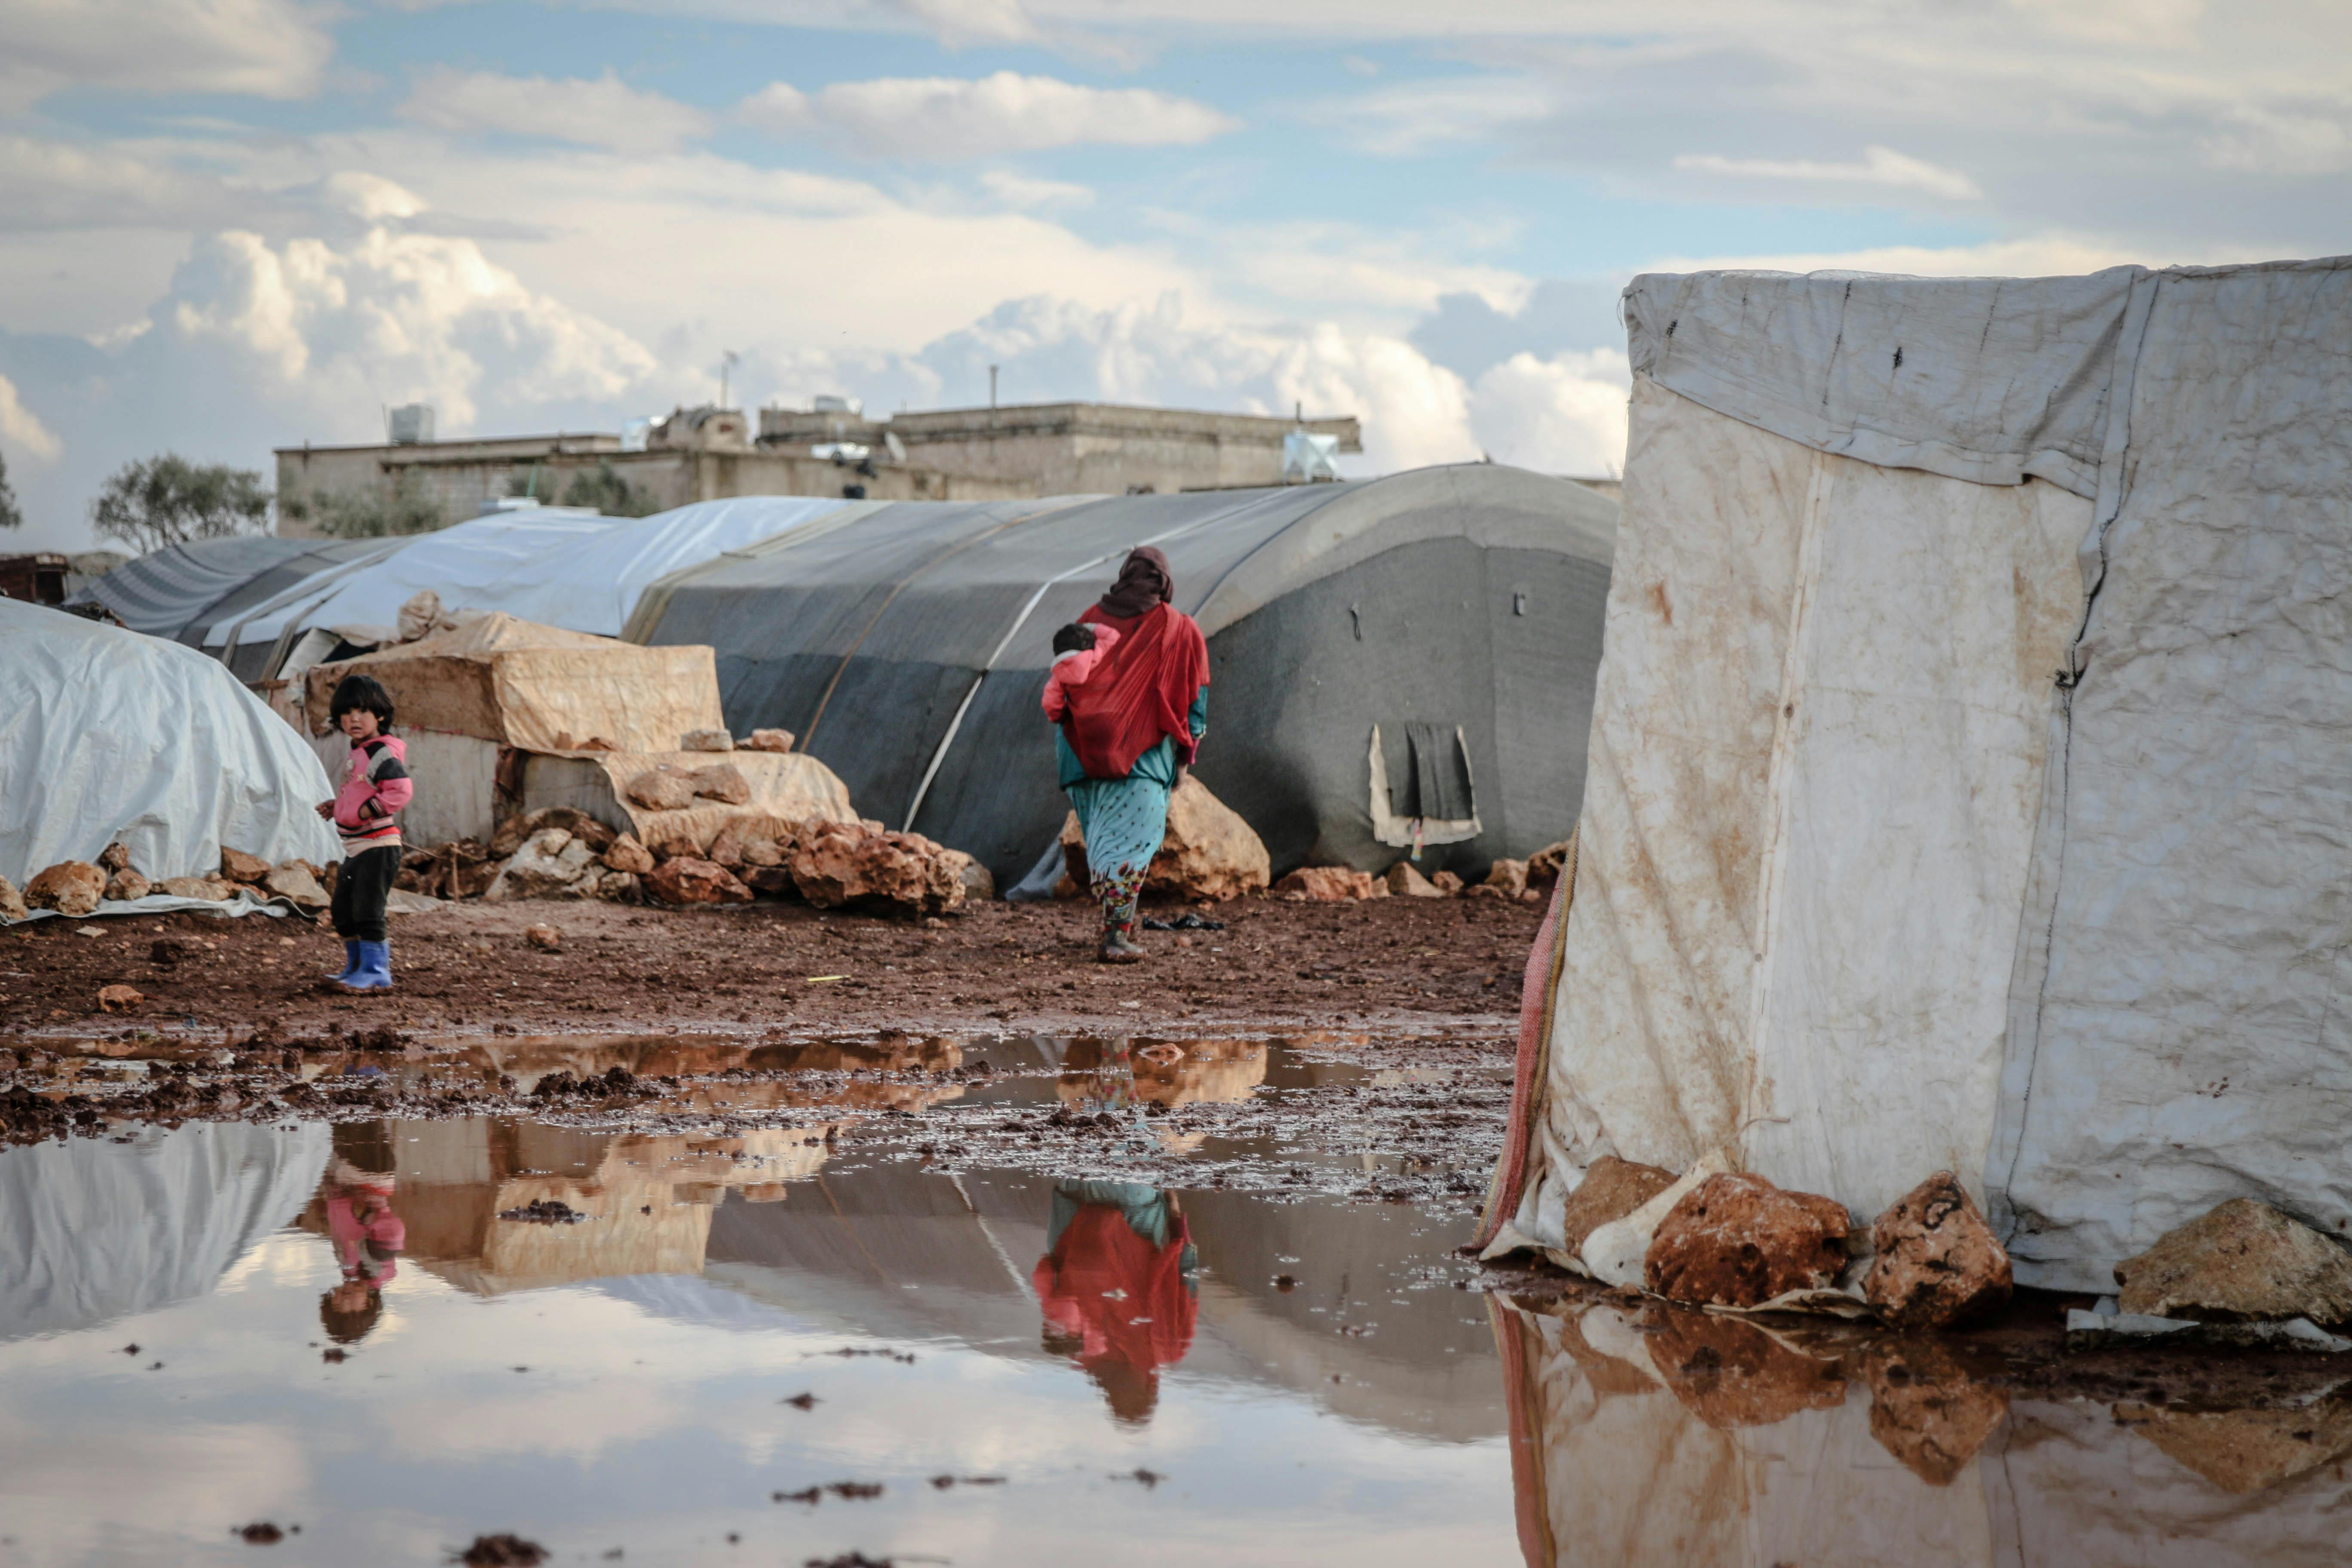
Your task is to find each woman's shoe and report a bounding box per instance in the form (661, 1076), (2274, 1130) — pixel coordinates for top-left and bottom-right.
(323, 940), (360, 984)
(339, 940), (394, 993)
(1097, 931), (1146, 963)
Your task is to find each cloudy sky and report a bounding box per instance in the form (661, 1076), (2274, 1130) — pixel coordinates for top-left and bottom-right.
(3, 0), (2349, 550)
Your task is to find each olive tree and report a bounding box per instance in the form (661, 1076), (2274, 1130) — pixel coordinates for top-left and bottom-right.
(90, 455), (271, 553)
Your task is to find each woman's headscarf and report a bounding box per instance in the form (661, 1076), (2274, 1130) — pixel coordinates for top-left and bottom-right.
(1097, 547), (1173, 619)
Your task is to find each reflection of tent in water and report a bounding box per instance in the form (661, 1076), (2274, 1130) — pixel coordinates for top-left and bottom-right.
(1491, 260), (2352, 1292)
(1494, 1294), (2352, 1566)
(0, 1122), (329, 1341)
(632, 467), (1615, 882)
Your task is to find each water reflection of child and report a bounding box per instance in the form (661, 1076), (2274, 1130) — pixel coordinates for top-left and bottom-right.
(1032, 1179), (1198, 1424)
(320, 1158), (404, 1344)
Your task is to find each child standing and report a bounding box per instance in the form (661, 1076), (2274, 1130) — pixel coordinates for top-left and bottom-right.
(316, 674), (412, 994)
(1041, 621), (1121, 722)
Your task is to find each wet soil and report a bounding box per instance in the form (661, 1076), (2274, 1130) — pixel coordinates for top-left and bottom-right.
(0, 894), (1539, 1038)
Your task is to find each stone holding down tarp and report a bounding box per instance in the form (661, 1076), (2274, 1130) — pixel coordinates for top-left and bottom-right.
(1486, 256), (2352, 1295)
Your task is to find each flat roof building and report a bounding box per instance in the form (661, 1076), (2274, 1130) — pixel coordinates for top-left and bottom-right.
(274, 399), (1366, 539)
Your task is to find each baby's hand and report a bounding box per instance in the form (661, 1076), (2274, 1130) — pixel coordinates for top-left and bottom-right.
(315, 801), (334, 820)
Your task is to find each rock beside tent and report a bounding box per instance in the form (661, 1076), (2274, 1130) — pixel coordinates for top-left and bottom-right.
(1057, 775), (1270, 903)
(5, 843), (330, 921)
(397, 805), (978, 917)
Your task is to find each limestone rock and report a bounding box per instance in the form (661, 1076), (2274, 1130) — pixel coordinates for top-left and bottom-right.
(1559, 1156), (1680, 1262)
(0, 876), (28, 923)
(1274, 866), (1378, 901)
(1432, 869), (1464, 894)
(26, 862), (105, 918)
(646, 856), (753, 906)
(1645, 1172), (1853, 1309)
(1058, 776), (1270, 902)
(940, 848), (994, 902)
(626, 769), (696, 812)
(262, 863), (329, 912)
(738, 836), (787, 869)
(98, 842), (131, 873)
(1645, 1309), (1847, 1430)
(220, 847), (271, 884)
(788, 820), (964, 916)
(1482, 858), (1529, 897)
(104, 868), (151, 903)
(484, 829), (600, 902)
(647, 832), (701, 862)
(1384, 862), (1447, 898)
(1582, 1149), (1733, 1287)
(1864, 1172), (2014, 1331)
(1862, 1343), (2010, 1485)
(156, 875), (234, 902)
(98, 983), (145, 1014)
(1526, 836), (1575, 887)
(741, 865), (795, 898)
(603, 834), (655, 875)
(2114, 1198), (2352, 1326)
(524, 923), (562, 952)
(705, 829), (747, 870)
(493, 807), (616, 859)
(681, 729), (734, 752)
(687, 763), (751, 805)
(592, 871), (643, 903)
(741, 728), (796, 753)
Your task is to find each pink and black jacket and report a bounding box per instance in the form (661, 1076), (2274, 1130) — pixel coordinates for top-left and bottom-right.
(333, 735), (413, 855)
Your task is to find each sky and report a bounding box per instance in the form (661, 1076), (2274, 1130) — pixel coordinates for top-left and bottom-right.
(3, 0), (2350, 551)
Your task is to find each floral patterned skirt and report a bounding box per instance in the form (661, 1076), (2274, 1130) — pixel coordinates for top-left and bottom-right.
(1066, 773), (1172, 936)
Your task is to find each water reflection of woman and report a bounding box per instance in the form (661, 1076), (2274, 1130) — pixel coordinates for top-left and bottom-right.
(1032, 1180), (1198, 1424)
(319, 1157), (404, 1345)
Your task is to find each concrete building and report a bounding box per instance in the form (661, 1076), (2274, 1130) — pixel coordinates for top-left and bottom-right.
(274, 398), (1366, 539)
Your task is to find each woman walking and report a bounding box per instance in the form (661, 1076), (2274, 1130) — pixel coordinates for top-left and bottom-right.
(1047, 547), (1209, 962)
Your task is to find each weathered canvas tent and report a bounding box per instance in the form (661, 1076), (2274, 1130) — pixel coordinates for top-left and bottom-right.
(634, 466), (1617, 885)
(0, 598), (340, 890)
(300, 613), (850, 848)
(1485, 256), (2352, 1293)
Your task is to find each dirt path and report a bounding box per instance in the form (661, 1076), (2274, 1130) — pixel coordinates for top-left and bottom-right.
(1, 894), (1543, 1041)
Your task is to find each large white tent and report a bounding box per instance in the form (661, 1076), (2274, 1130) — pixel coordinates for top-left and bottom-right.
(1485, 256), (2352, 1292)
(0, 600), (340, 890)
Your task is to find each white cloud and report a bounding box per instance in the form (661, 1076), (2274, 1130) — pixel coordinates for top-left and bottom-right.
(399, 69), (717, 154)
(0, 374), (62, 462)
(0, 0), (331, 110)
(1672, 145), (1984, 201)
(2198, 103), (2352, 174)
(1303, 75), (1555, 156)
(1468, 348), (1629, 477)
(738, 71), (1236, 159)
(980, 169), (1095, 208)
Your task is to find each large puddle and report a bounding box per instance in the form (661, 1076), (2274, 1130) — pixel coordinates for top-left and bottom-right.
(3, 1035), (2351, 1564)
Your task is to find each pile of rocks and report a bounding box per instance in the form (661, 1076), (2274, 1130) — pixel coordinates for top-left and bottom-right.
(395, 806), (983, 918)
(1, 842), (330, 922)
(1269, 837), (1572, 904)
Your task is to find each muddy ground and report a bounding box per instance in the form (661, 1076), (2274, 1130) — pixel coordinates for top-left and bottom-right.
(0, 893), (1544, 1037)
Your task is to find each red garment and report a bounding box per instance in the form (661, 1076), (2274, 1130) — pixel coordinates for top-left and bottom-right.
(1064, 603), (1210, 778)
(1031, 1206), (1197, 1381)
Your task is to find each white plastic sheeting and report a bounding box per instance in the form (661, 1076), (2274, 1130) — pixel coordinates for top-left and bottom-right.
(0, 600), (342, 887)
(207, 498), (848, 647)
(0, 1121), (330, 1341)
(1511, 256), (2352, 1292)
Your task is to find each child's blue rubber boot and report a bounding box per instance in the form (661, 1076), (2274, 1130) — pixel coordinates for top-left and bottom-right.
(340, 940), (393, 994)
(324, 940), (360, 984)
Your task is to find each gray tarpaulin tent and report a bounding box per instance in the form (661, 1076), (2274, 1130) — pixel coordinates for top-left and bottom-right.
(629, 466), (1617, 885)
(1485, 255), (2352, 1294)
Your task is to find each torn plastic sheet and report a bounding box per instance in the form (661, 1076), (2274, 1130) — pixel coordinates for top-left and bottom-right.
(4, 891), (300, 926)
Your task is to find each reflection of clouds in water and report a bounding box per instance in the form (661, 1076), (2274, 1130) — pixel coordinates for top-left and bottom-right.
(1496, 1295), (2352, 1567)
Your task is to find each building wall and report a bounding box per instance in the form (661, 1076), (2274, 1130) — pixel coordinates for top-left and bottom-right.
(276, 441), (1024, 539)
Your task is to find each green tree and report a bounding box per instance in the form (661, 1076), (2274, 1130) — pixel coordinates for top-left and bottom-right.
(0, 450), (21, 530)
(292, 470), (452, 538)
(559, 460), (662, 518)
(90, 455), (270, 554)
